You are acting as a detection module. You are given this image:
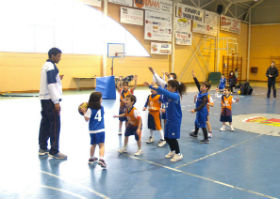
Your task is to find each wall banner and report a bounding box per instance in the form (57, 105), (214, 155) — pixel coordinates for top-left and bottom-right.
(134, 0), (172, 13)
(220, 15), (241, 34)
(144, 10), (172, 42)
(175, 17), (192, 45)
(192, 11), (218, 36)
(120, 7), (144, 26)
(151, 42), (171, 55)
(108, 0), (133, 7)
(175, 3), (204, 22)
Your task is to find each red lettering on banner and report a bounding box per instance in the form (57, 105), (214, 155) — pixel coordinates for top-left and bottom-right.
(144, 0), (160, 8)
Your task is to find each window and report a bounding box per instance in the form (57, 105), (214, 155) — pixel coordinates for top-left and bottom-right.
(0, 0), (149, 57)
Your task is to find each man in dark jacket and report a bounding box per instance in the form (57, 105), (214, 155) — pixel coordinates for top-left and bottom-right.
(266, 61), (279, 98)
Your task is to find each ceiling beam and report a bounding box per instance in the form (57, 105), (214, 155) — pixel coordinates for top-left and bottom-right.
(223, 1), (233, 15)
(190, 0), (198, 7)
(201, 0), (216, 9)
(231, 0), (255, 3)
(245, 0), (264, 20)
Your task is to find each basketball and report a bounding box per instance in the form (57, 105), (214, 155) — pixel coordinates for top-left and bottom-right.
(78, 102), (88, 116)
(237, 90), (241, 95)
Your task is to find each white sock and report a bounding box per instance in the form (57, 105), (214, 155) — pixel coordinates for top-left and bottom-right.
(150, 130), (153, 137)
(159, 129), (164, 140)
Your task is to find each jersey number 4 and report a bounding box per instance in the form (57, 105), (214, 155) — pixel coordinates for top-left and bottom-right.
(94, 110), (102, 122)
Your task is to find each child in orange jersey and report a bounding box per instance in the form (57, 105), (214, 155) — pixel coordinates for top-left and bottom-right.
(218, 87), (239, 131)
(143, 89), (166, 147)
(116, 75), (137, 135)
(114, 95), (142, 156)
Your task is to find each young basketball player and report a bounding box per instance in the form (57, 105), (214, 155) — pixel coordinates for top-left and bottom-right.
(143, 89), (166, 147)
(82, 92), (106, 168)
(114, 95), (142, 156)
(192, 71), (214, 138)
(144, 80), (186, 162)
(217, 87), (239, 131)
(190, 71), (211, 143)
(116, 75), (137, 135)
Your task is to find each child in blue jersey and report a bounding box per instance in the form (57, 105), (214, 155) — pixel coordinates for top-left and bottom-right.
(82, 92), (106, 168)
(148, 67), (177, 136)
(218, 74), (226, 92)
(189, 72), (211, 144)
(144, 80), (186, 162)
(192, 71), (214, 138)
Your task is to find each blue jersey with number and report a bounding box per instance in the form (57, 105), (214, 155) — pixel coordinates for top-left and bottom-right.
(89, 106), (105, 133)
(150, 86), (182, 139)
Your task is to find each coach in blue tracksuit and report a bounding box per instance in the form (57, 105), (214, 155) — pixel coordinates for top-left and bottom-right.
(38, 48), (67, 160)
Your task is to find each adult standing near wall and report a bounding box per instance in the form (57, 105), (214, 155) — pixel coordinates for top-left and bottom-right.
(38, 47), (67, 160)
(266, 61), (279, 98)
(228, 71), (237, 93)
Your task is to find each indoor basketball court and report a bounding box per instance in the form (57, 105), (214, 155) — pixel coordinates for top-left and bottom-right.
(0, 0), (280, 198)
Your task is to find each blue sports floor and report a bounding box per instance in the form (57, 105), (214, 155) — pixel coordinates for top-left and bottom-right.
(0, 86), (280, 199)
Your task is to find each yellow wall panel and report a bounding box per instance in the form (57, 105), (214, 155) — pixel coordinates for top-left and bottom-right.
(250, 24), (280, 81)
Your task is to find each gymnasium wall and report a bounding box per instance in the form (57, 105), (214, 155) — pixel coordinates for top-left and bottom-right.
(0, 2), (249, 92)
(250, 24), (280, 82)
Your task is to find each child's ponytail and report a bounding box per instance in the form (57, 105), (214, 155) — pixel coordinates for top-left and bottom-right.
(167, 80), (186, 98)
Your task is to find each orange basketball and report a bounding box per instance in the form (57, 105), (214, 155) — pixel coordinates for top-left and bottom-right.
(78, 102), (88, 116)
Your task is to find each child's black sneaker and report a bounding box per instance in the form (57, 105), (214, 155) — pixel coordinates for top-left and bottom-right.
(98, 159), (107, 168)
(88, 157), (98, 165)
(200, 139), (209, 144)
(189, 132), (198, 138)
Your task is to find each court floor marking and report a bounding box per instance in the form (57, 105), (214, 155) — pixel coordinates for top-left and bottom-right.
(40, 170), (111, 199)
(128, 154), (278, 199)
(175, 134), (263, 169)
(40, 185), (88, 199)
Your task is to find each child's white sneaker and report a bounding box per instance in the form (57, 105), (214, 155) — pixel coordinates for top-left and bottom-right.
(170, 153), (183, 162)
(220, 125), (226, 131)
(134, 149), (142, 156)
(165, 151), (175, 159)
(118, 147), (127, 153)
(158, 140), (166, 147)
(146, 136), (154, 144)
(230, 125), (235, 131)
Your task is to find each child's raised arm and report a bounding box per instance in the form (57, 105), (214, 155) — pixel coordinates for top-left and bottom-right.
(116, 77), (122, 93)
(131, 75), (137, 91)
(148, 67), (166, 87)
(192, 70), (201, 91)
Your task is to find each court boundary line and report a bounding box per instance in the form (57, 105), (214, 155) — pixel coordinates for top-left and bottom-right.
(175, 134), (263, 169)
(40, 185), (88, 199)
(127, 154), (278, 199)
(40, 170), (111, 199)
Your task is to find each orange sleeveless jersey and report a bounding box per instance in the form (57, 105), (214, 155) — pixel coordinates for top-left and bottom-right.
(221, 95), (233, 111)
(120, 89), (133, 107)
(125, 107), (141, 127)
(148, 95), (161, 112)
(207, 95), (214, 112)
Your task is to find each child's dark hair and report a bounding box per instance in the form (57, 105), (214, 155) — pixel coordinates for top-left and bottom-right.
(167, 80), (186, 98)
(224, 86), (230, 91)
(170, 73), (177, 80)
(125, 94), (136, 105)
(122, 81), (129, 86)
(48, 47), (62, 58)
(88, 92), (102, 110)
(202, 81), (211, 90)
